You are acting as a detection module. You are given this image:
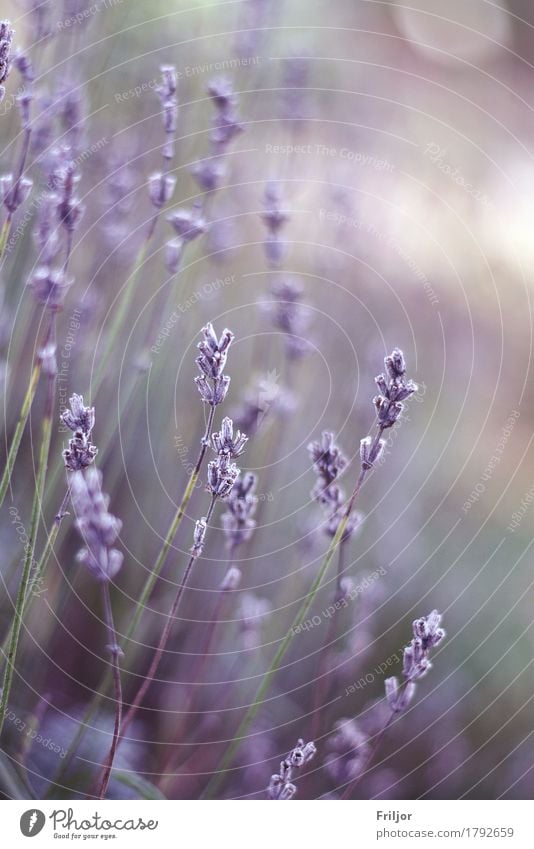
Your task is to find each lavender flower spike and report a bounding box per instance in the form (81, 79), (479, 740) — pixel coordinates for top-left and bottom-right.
(61, 394), (97, 471)
(195, 323), (234, 407)
(268, 738), (316, 800)
(211, 416), (248, 457)
(373, 347), (418, 430)
(70, 468), (123, 582)
(221, 472), (257, 549)
(61, 393), (95, 435)
(0, 21), (14, 103)
(385, 610), (445, 714)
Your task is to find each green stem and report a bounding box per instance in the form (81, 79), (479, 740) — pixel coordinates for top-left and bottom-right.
(0, 487), (70, 662)
(0, 215), (12, 263)
(0, 362), (41, 509)
(0, 411), (53, 736)
(97, 582), (123, 799)
(201, 431), (384, 799)
(119, 494), (218, 741)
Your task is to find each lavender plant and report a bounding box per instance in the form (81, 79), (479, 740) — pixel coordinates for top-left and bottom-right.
(0, 21), (14, 105)
(119, 412), (249, 742)
(267, 738), (316, 799)
(340, 610), (445, 799)
(203, 348), (418, 797)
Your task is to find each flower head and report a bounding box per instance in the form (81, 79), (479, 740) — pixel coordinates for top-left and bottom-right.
(70, 469), (123, 582)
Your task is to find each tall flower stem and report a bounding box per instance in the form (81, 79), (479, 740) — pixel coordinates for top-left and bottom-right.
(339, 703), (398, 800)
(0, 487), (70, 662)
(158, 576), (233, 785)
(97, 582), (123, 799)
(201, 428), (385, 799)
(0, 118), (32, 266)
(0, 361), (41, 509)
(0, 318), (57, 735)
(119, 494), (218, 742)
(309, 540), (347, 741)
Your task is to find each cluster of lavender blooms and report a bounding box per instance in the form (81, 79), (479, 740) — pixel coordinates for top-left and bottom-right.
(191, 418), (249, 556)
(207, 417), (247, 499)
(195, 322), (234, 408)
(267, 277), (310, 361)
(221, 472), (258, 550)
(207, 417), (248, 499)
(308, 431), (361, 541)
(359, 347), (418, 471)
(191, 77), (243, 194)
(261, 181), (289, 268)
(70, 468), (123, 584)
(324, 718), (369, 785)
(148, 65), (178, 211)
(1, 44), (34, 218)
(28, 149), (84, 310)
(0, 20), (14, 103)
(61, 394), (97, 472)
(268, 738), (317, 799)
(385, 610), (445, 714)
(232, 371), (290, 436)
(259, 183), (310, 361)
(164, 78), (243, 274)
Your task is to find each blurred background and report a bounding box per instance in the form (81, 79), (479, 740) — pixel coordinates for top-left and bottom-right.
(1, 0), (534, 800)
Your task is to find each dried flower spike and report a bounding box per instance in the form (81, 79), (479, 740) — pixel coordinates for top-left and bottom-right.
(61, 394), (95, 436)
(221, 472), (257, 549)
(385, 610), (445, 714)
(373, 348), (418, 430)
(211, 416), (248, 458)
(0, 21), (14, 102)
(268, 738), (316, 800)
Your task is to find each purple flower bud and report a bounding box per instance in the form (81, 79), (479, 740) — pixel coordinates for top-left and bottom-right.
(1, 173), (32, 213)
(148, 171), (176, 208)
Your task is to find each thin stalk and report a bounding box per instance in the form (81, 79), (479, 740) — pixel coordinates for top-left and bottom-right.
(339, 685), (407, 800)
(0, 120), (32, 266)
(159, 576), (234, 784)
(96, 582), (123, 799)
(201, 429), (385, 799)
(119, 494), (218, 742)
(0, 323), (56, 735)
(0, 215), (11, 261)
(91, 195), (164, 398)
(0, 487), (70, 662)
(46, 404), (216, 794)
(309, 539), (347, 741)
(0, 362), (41, 508)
